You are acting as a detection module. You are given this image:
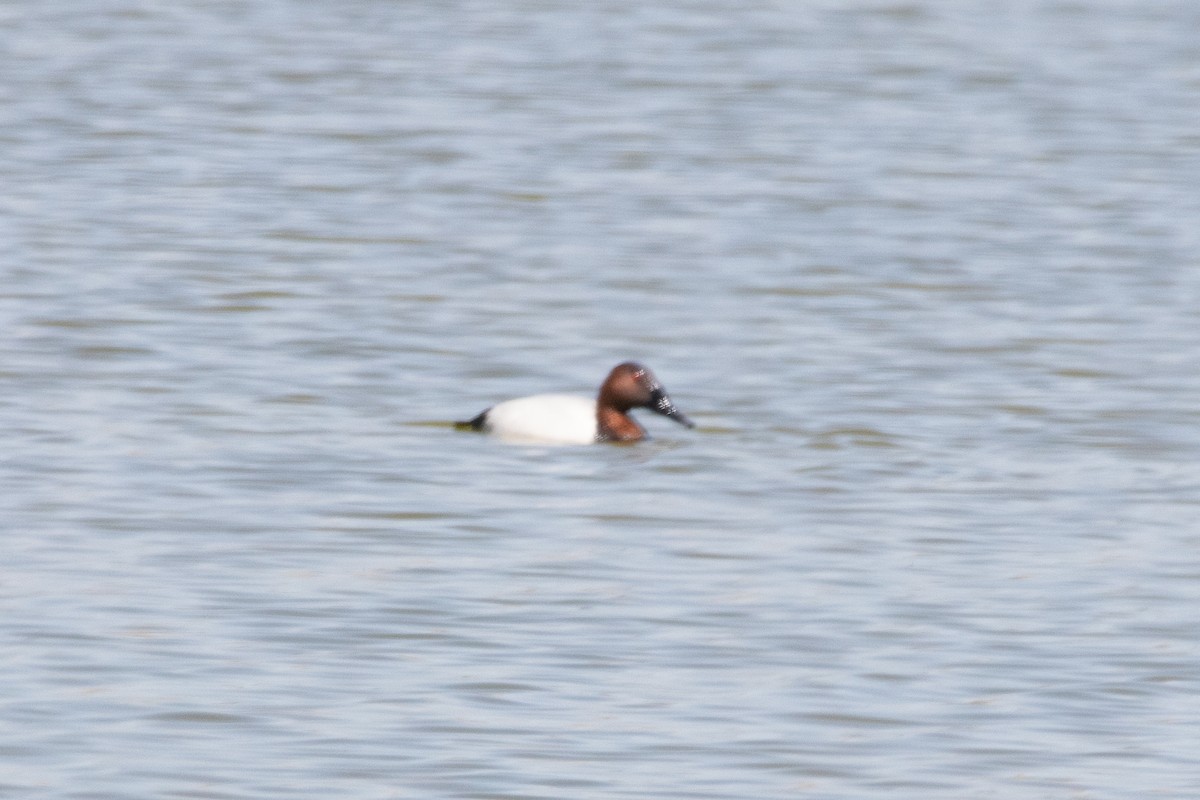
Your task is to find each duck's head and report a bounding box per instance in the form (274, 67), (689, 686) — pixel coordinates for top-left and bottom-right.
(600, 362), (694, 429)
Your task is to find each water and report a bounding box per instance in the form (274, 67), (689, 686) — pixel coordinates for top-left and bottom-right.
(3, 1), (1199, 798)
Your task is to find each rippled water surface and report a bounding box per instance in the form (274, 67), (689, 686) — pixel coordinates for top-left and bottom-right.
(3, 1), (1199, 798)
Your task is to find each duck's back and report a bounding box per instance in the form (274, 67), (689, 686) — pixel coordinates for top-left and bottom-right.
(477, 394), (598, 444)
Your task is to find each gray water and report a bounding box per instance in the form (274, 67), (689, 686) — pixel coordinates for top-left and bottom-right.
(3, 1), (1199, 798)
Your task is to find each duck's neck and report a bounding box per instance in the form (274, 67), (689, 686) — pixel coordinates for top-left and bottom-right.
(597, 407), (646, 442)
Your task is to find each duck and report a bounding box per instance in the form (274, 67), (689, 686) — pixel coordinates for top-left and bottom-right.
(457, 361), (694, 444)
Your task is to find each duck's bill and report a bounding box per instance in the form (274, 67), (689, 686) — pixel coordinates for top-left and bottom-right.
(650, 389), (695, 428)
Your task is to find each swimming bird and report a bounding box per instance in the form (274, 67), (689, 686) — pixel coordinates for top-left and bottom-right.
(457, 361), (694, 444)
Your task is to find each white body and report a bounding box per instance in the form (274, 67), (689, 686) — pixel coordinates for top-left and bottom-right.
(480, 394), (599, 444)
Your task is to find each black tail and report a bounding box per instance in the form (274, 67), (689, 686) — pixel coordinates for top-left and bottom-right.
(454, 409), (490, 432)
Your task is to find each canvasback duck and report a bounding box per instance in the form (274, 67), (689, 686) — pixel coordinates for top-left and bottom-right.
(458, 362), (694, 444)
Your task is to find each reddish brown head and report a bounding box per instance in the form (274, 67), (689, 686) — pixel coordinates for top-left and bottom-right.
(595, 362), (694, 442)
